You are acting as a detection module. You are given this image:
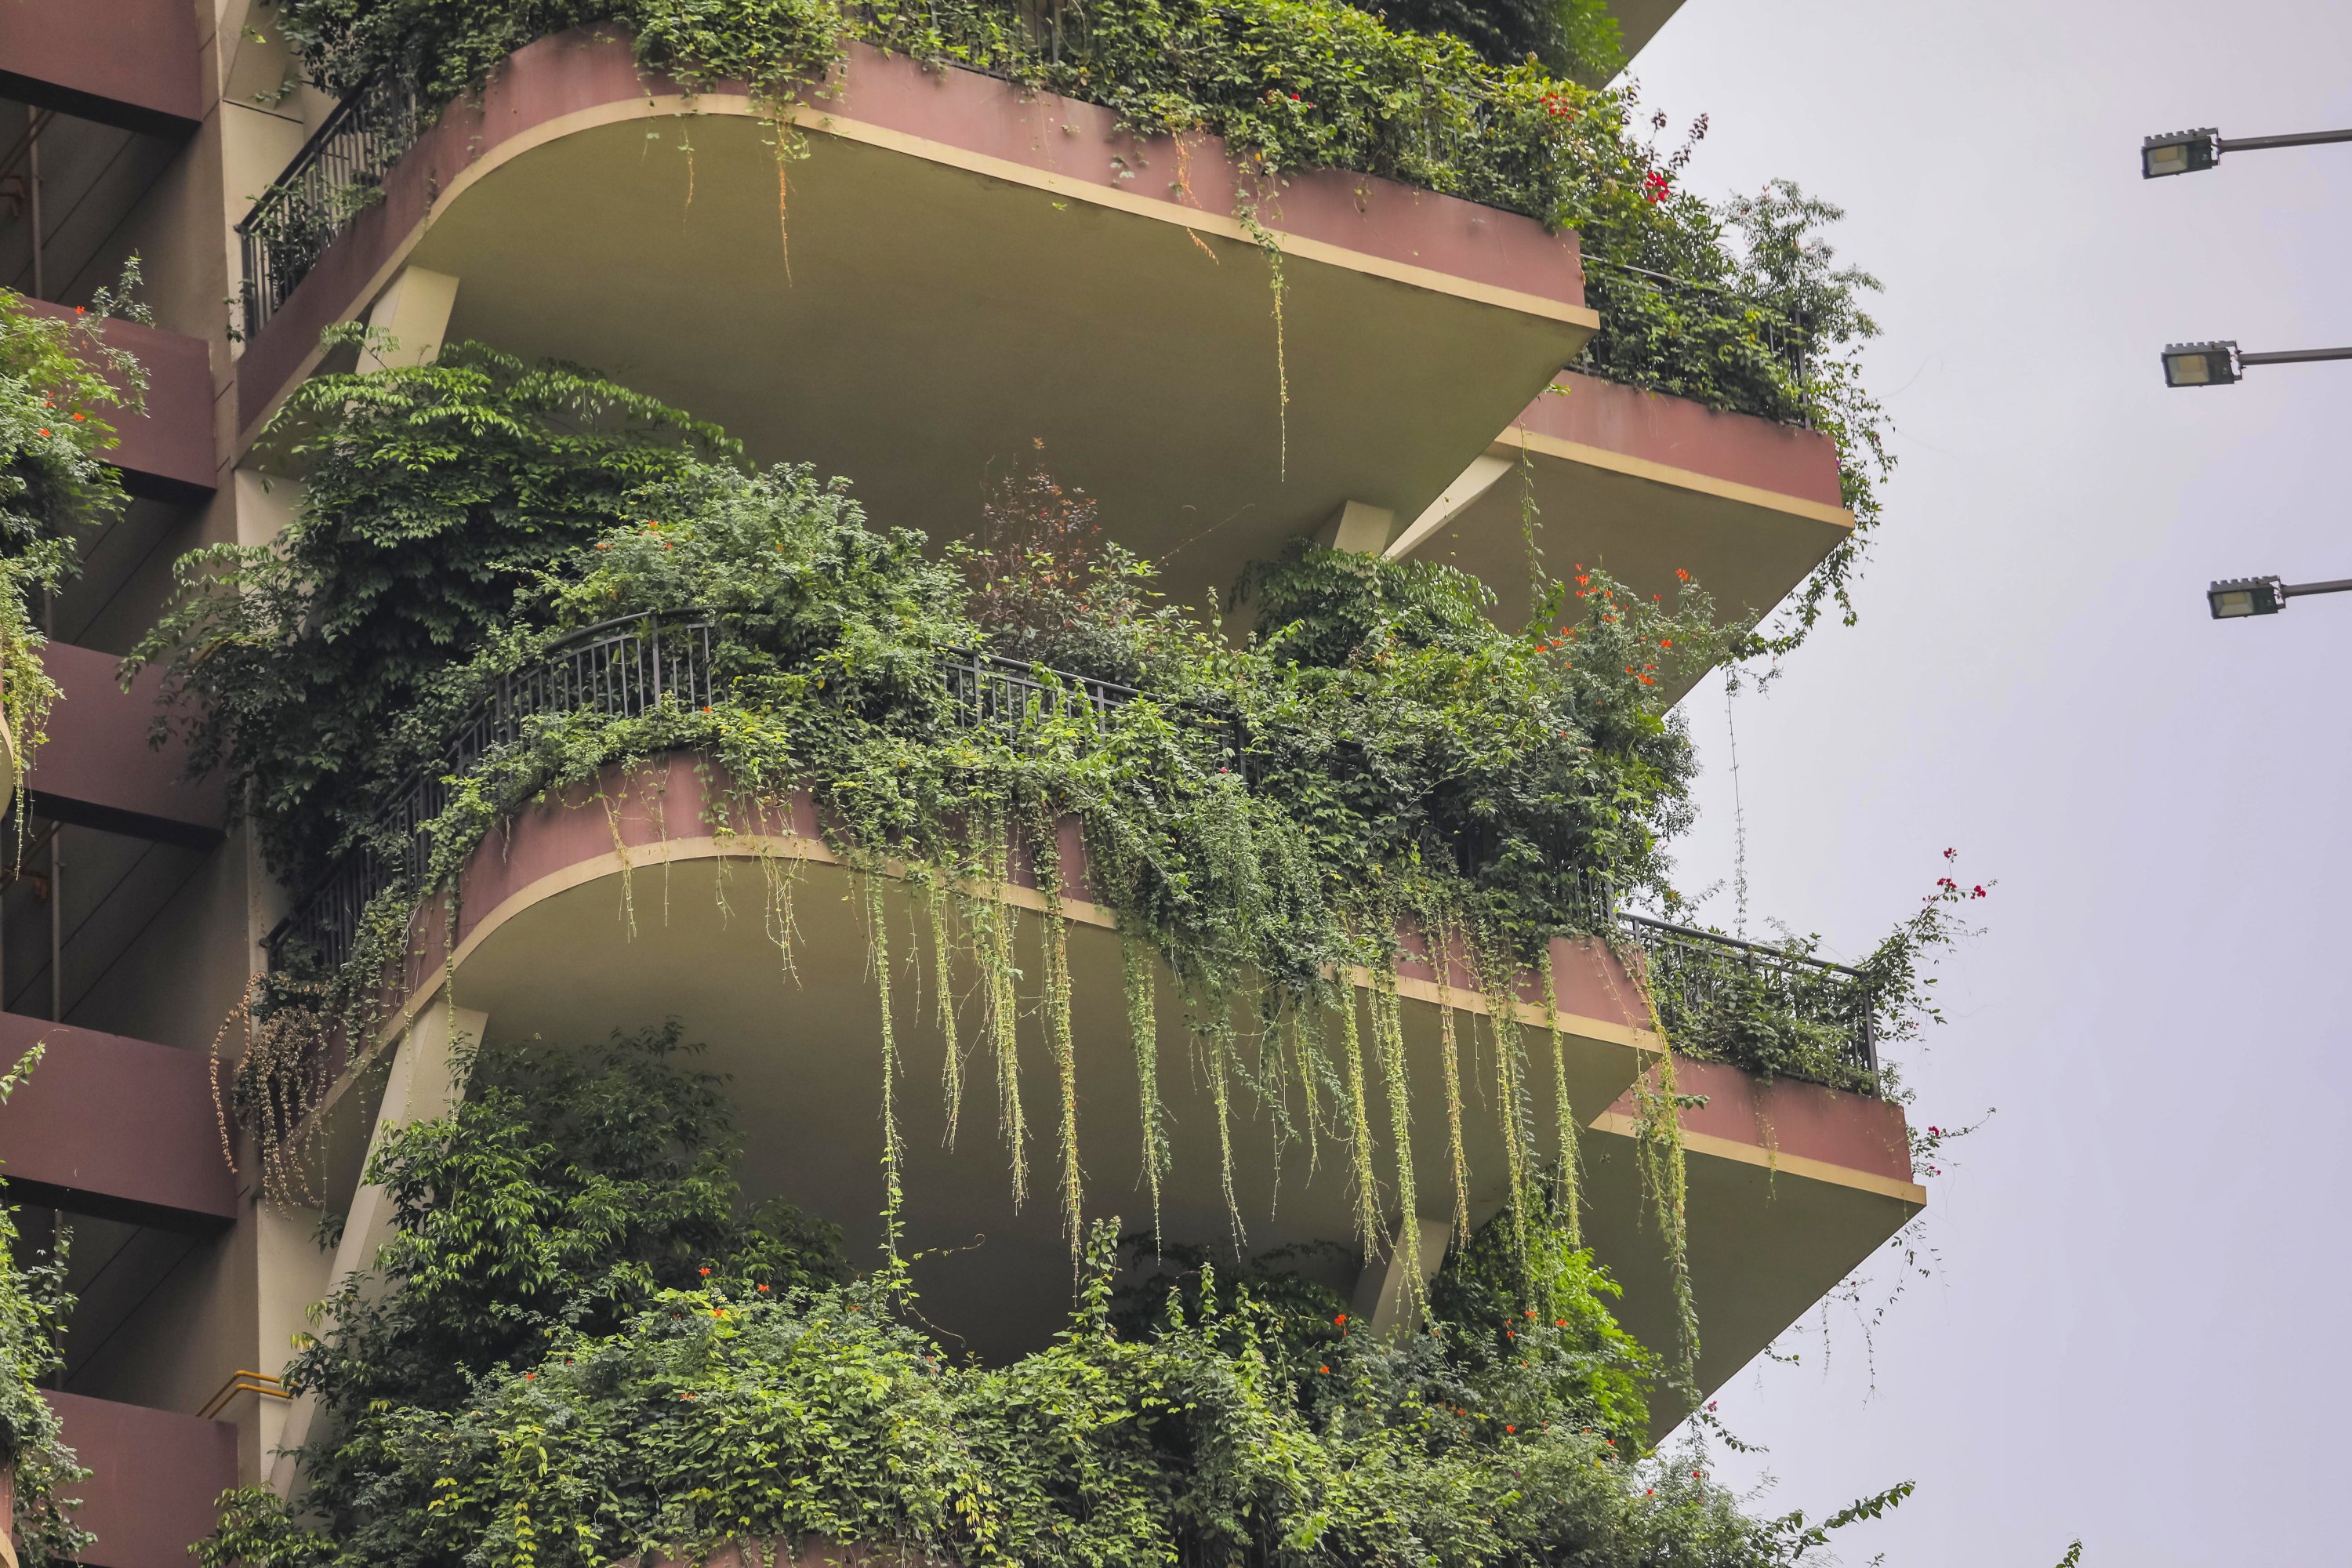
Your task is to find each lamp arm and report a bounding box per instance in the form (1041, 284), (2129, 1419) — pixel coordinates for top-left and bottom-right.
(2219, 127), (2352, 154)
(2278, 577), (2352, 601)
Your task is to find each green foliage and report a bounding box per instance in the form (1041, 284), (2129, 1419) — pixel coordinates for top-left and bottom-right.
(1, 277), (149, 804)
(136, 339), (734, 884)
(1347, 0), (1622, 78)
(198, 1047), (1881, 1568)
(1, 1048), (94, 1568)
(277, 1029), (844, 1547)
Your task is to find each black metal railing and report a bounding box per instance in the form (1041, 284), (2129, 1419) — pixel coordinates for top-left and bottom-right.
(263, 627), (1247, 971)
(237, 72), (425, 338)
(942, 650), (1246, 765)
(264, 615), (717, 971)
(1619, 912), (1878, 1080)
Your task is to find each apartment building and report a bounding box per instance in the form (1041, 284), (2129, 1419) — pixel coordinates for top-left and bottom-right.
(0, 5), (1922, 1563)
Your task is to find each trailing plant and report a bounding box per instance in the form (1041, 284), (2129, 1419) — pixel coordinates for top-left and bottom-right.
(197, 1038), (1901, 1568)
(0, 1047), (93, 1568)
(0, 275), (149, 811)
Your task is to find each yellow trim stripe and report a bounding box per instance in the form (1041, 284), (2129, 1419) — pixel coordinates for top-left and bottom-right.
(1498, 429), (1857, 530)
(1590, 1110), (1926, 1204)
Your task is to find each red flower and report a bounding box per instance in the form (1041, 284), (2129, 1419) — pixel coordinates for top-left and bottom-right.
(1674, 567), (1690, 582)
(1334, 1313), (1348, 1326)
(699, 1266), (712, 1276)
(524, 1372), (536, 1380)
(757, 1283), (771, 1293)
(1317, 1364), (1330, 1374)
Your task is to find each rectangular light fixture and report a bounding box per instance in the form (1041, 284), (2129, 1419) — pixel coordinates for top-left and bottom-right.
(2208, 577), (2281, 619)
(2143, 129), (2220, 178)
(2163, 341), (2240, 387)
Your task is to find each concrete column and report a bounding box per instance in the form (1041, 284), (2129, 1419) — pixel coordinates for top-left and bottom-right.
(1349, 1214), (1451, 1336)
(359, 267), (460, 371)
(1387, 451), (1516, 562)
(1315, 499), (1399, 555)
(267, 1003), (487, 1494)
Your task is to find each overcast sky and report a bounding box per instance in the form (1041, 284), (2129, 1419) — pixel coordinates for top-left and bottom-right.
(1628, 2), (2352, 1562)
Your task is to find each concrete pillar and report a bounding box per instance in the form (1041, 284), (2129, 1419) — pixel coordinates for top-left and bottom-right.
(1387, 451), (1516, 562)
(1315, 499), (1398, 555)
(359, 267), (461, 372)
(267, 1003), (487, 1494)
(1349, 1214), (1451, 1336)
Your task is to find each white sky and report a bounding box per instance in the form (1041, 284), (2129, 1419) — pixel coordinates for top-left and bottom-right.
(1628, 2), (2352, 1562)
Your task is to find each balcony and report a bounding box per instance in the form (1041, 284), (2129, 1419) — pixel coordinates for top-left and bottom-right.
(17, 299), (216, 504)
(1584, 1058), (1922, 1426)
(0, 2), (202, 139)
(1390, 369), (1853, 678)
(232, 30), (1597, 602)
(287, 747), (1658, 1362)
(2, 3), (205, 310)
(38, 1392), (236, 1568)
(27, 642), (223, 846)
(0, 1013), (236, 1231)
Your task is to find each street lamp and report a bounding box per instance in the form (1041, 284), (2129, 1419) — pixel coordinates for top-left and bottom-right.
(2161, 339), (2352, 388)
(2142, 124), (2352, 178)
(2207, 575), (2352, 620)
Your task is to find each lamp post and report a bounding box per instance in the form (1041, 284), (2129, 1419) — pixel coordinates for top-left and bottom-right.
(2206, 575), (2352, 620)
(2161, 340), (2352, 387)
(2143, 125), (2352, 178)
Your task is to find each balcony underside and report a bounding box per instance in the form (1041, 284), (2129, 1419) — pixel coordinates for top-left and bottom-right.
(312, 758), (1658, 1362)
(1391, 373), (1852, 691)
(1581, 1060), (1923, 1430)
(239, 32), (1597, 604)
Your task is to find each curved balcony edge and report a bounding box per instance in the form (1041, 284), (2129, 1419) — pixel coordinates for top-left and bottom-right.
(233, 28), (1596, 451)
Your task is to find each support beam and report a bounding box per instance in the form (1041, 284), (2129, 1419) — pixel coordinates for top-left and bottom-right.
(1315, 499), (1398, 555)
(267, 1003), (486, 1495)
(1349, 1215), (1451, 1337)
(359, 267), (460, 372)
(1386, 451), (1516, 563)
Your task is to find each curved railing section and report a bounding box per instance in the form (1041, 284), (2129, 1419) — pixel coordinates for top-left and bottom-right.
(237, 71), (423, 337)
(263, 618), (1236, 972)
